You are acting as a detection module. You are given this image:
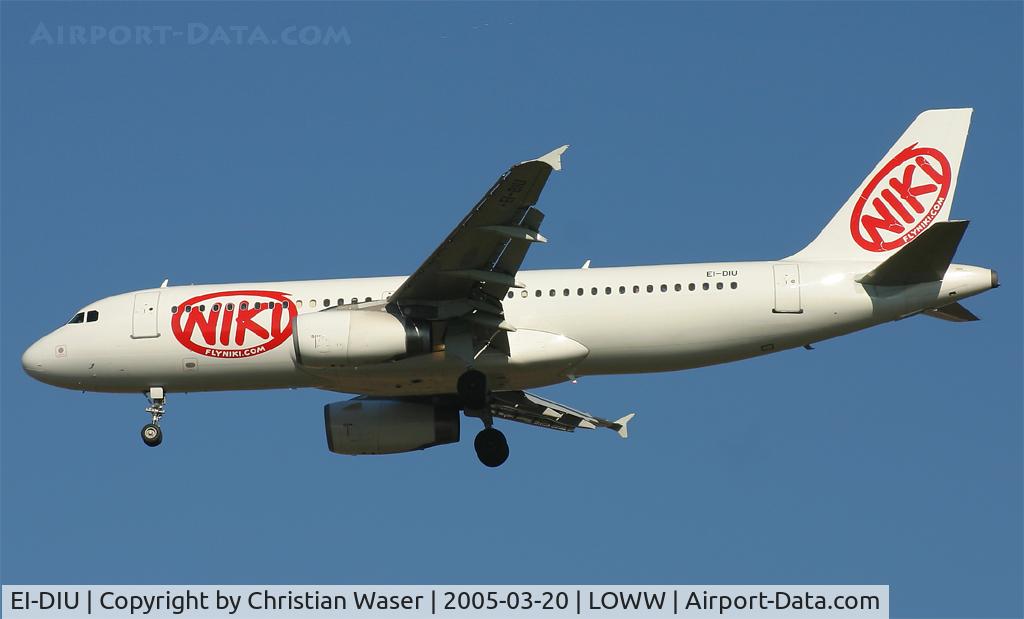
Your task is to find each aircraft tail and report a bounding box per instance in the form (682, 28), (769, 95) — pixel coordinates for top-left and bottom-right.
(788, 108), (972, 262)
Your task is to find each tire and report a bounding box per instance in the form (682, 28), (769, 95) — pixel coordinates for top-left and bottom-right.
(474, 428), (509, 468)
(141, 423), (163, 447)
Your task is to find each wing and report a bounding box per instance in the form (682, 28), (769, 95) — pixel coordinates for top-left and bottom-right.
(490, 391), (635, 438)
(387, 146), (568, 355)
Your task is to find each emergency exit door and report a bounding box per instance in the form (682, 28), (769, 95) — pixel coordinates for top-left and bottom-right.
(132, 291), (161, 338)
(772, 264), (803, 314)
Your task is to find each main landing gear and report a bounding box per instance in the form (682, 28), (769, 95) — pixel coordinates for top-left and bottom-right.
(458, 369), (509, 468)
(141, 387), (165, 447)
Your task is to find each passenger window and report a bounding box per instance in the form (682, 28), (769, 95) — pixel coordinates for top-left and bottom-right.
(296, 300), (303, 308)
(171, 306), (178, 314)
(702, 283), (709, 291)
(674, 284), (681, 292)
(577, 288), (584, 296)
(365, 297), (371, 302)
(645, 285), (652, 293)
(212, 303), (222, 312)
(563, 289), (570, 296)
(254, 302), (261, 310)
(591, 287), (598, 295)
(520, 290), (528, 298)
(619, 286), (626, 294)
(605, 287), (612, 295)
(282, 301), (289, 309)
(199, 305), (206, 312)
(716, 282), (724, 290)
(549, 289), (556, 297)
(633, 285), (640, 294)
(323, 299), (330, 307)
(226, 303), (234, 311)
(507, 291), (514, 299)
(535, 290), (542, 297)
(240, 302), (248, 310)
(310, 299), (317, 308)
(68, 312), (85, 324)
(337, 298), (344, 306)
(731, 282), (738, 289)
(688, 283), (696, 291)
(352, 298), (358, 304)
(185, 306), (192, 313)
(86, 310), (99, 322)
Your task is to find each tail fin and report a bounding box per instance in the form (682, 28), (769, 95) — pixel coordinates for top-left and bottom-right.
(788, 108), (972, 262)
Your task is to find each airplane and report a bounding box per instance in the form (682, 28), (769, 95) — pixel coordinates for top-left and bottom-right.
(21, 108), (998, 467)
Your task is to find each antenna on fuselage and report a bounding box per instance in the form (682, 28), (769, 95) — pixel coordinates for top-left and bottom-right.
(159, 279), (169, 288)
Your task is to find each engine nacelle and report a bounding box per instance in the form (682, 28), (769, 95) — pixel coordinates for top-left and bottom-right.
(324, 398), (460, 455)
(291, 309), (429, 367)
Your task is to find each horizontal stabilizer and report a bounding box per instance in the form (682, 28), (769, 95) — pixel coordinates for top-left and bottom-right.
(615, 413), (635, 439)
(858, 220), (969, 286)
(922, 302), (979, 322)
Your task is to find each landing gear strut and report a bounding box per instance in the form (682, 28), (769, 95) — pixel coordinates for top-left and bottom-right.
(458, 369), (509, 467)
(142, 387), (165, 447)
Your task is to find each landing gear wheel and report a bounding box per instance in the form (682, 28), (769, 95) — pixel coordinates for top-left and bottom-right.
(141, 423), (163, 447)
(474, 427), (509, 468)
(457, 369), (489, 410)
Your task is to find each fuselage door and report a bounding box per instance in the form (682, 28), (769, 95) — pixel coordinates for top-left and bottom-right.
(772, 264), (803, 314)
(132, 291), (161, 338)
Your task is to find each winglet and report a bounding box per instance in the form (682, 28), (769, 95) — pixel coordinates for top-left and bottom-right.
(614, 413), (636, 439)
(531, 145), (569, 171)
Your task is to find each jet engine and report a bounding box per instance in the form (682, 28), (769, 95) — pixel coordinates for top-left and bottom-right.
(324, 398), (460, 455)
(291, 309), (429, 367)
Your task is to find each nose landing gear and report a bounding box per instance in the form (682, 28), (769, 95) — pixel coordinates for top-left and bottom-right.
(142, 387), (165, 447)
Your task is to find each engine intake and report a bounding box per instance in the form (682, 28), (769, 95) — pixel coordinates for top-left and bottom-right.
(292, 309), (429, 367)
(324, 398), (460, 455)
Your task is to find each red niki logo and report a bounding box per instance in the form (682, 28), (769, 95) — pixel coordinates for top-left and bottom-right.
(171, 290), (297, 358)
(850, 144), (952, 252)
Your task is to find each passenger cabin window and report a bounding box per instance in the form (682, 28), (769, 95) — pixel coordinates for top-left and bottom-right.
(68, 312), (85, 324)
(240, 301), (249, 310)
(171, 306), (179, 314)
(605, 287), (612, 295)
(689, 283), (696, 291)
(661, 284), (668, 292)
(86, 310), (99, 322)
(674, 284), (682, 292)
(310, 299), (317, 308)
(324, 299), (330, 307)
(702, 283), (709, 291)
(716, 282), (724, 290)
(647, 285), (654, 293)
(731, 282), (738, 289)
(535, 290), (542, 297)
(337, 298), (345, 306)
(619, 286), (626, 294)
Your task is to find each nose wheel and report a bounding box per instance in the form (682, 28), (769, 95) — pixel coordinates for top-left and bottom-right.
(141, 423), (163, 447)
(142, 387), (166, 448)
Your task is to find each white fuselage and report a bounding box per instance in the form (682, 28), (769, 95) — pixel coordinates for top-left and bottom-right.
(21, 260), (996, 397)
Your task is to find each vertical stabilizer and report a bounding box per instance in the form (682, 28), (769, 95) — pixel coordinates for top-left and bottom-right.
(788, 108), (972, 262)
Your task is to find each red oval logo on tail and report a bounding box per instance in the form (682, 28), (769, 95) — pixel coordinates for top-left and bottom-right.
(171, 290), (297, 358)
(850, 144), (952, 252)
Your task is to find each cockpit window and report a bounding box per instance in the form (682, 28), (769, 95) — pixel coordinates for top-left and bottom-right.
(68, 312), (85, 324)
(86, 310), (99, 322)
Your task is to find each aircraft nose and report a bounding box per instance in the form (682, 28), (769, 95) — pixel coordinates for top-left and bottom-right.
(21, 339), (48, 379)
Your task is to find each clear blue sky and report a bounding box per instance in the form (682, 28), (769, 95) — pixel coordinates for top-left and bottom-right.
(2, 3), (1021, 617)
